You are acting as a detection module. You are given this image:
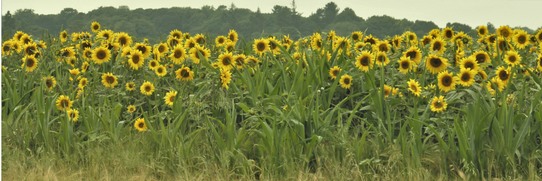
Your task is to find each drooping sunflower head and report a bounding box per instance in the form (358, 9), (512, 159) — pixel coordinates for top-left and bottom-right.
(140, 81), (155, 96)
(92, 46), (111, 64)
(397, 56), (413, 74)
(67, 109), (79, 122)
(425, 54), (448, 74)
(329, 66), (342, 80)
(391, 35), (403, 48)
(55, 95), (72, 111)
(504, 50), (521, 67)
(21, 55), (38, 72)
(253, 38), (270, 55)
(430, 96), (447, 113)
(164, 90), (178, 107)
(134, 118), (147, 132)
(437, 70), (456, 93)
(220, 68), (232, 90)
(169, 44), (186, 65)
(78, 77), (88, 89)
(407, 79), (422, 97)
(339, 74), (353, 90)
(175, 66), (194, 81)
(355, 51), (374, 72)
(457, 68), (477, 87)
(228, 29), (239, 43)
(402, 31), (418, 45)
(101, 72), (118, 88)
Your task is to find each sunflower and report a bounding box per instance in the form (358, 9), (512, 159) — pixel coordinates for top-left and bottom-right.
(59, 46), (76, 60)
(497, 26), (512, 39)
(21, 55), (38, 72)
(167, 36), (182, 48)
(228, 29), (239, 43)
(504, 50), (521, 67)
(2, 41), (13, 56)
(351, 31), (363, 42)
(169, 45), (186, 64)
(140, 81), (155, 96)
(19, 34), (33, 45)
(476, 25), (488, 36)
(403, 46), (422, 64)
(169, 29), (183, 39)
(175, 66), (194, 81)
(430, 96), (447, 113)
(354, 42), (366, 52)
(148, 60), (160, 70)
(56, 95), (73, 111)
(487, 77), (505, 95)
(154, 43), (169, 55)
(188, 44), (210, 64)
(78, 77), (88, 89)
(23, 42), (38, 56)
(537, 54), (542, 72)
(67, 109), (79, 122)
(421, 35), (433, 46)
(363, 35), (378, 45)
(495, 66), (511, 84)
(329, 66), (342, 80)
(442, 27), (454, 40)
(310, 33), (323, 50)
(430, 37), (446, 54)
(184, 38), (197, 49)
(375, 51), (390, 67)
(101, 72), (118, 88)
(127, 50), (145, 70)
(333, 36), (351, 54)
(69, 68), (80, 77)
(470, 50), (491, 65)
(116, 32), (133, 47)
(496, 37), (510, 52)
(131, 43), (150, 59)
(374, 41), (390, 53)
(339, 74), (353, 89)
(96, 29), (114, 41)
(425, 54), (448, 74)
(43, 76), (57, 91)
(355, 51), (374, 72)
(406, 79), (422, 97)
(268, 37), (281, 55)
(402, 31), (418, 46)
(155, 65), (167, 77)
(127, 105), (136, 114)
(224, 41), (236, 52)
(220, 68), (232, 90)
(125, 82), (136, 91)
(59, 30), (68, 43)
(512, 30), (530, 49)
(397, 56), (412, 74)
(536, 30), (542, 43)
(91, 46), (111, 64)
(215, 36), (227, 47)
(134, 118), (147, 132)
(253, 38), (270, 55)
(458, 57), (479, 71)
(233, 54), (247, 70)
(164, 90), (178, 107)
(391, 35), (403, 49)
(437, 70), (456, 93)
(429, 29), (441, 39)
(457, 68), (477, 87)
(193, 34), (206, 45)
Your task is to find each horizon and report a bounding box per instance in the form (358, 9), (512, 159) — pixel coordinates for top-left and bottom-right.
(2, 0), (541, 30)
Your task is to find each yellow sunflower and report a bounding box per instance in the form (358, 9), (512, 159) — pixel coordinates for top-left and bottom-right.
(43, 76), (57, 91)
(59, 30), (68, 43)
(233, 54), (247, 70)
(193, 34), (206, 45)
(140, 81), (155, 96)
(21, 55), (38, 72)
(425, 54), (448, 74)
(169, 45), (186, 64)
(268, 37), (281, 55)
(217, 52), (234, 70)
(403, 46), (422, 64)
(101, 72), (118, 88)
(23, 42), (38, 56)
(407, 79), (422, 97)
(351, 31), (363, 42)
(421, 35), (433, 46)
(536, 54), (542, 72)
(56, 95), (73, 111)
(246, 56), (260, 67)
(402, 31), (418, 46)
(2, 40), (13, 56)
(154, 43), (169, 55)
(67, 108), (80, 122)
(220, 68), (232, 90)
(92, 46), (111, 64)
(470, 50), (491, 65)
(375, 51), (390, 67)
(430, 37), (446, 54)
(127, 50), (145, 70)
(215, 36), (227, 47)
(175, 66), (194, 81)
(148, 60), (159, 70)
(497, 26), (513, 39)
(437, 70), (456, 93)
(458, 57), (479, 71)
(397, 56), (413, 74)
(155, 65), (167, 77)
(442, 27), (454, 40)
(90, 21), (101, 32)
(127, 105), (136, 114)
(167, 36), (182, 48)
(339, 74), (353, 89)
(535, 30), (542, 43)
(457, 68), (477, 87)
(116, 32), (133, 47)
(133, 42), (151, 58)
(430, 96), (447, 113)
(329, 66), (342, 80)
(310, 33), (323, 50)
(253, 38), (270, 55)
(224, 41), (236, 52)
(504, 50), (521, 67)
(134, 118), (147, 132)
(495, 66), (511, 84)
(96, 29), (114, 42)
(164, 90), (178, 107)
(374, 40), (390, 53)
(78, 77), (88, 89)
(512, 30), (530, 49)
(355, 51), (373, 72)
(476, 25), (488, 36)
(188, 44), (210, 64)
(125, 82), (136, 91)
(228, 29), (239, 43)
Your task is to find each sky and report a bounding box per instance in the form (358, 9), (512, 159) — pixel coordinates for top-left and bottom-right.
(1, 0), (541, 30)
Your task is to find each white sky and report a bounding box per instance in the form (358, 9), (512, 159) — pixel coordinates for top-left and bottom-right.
(1, 0), (541, 30)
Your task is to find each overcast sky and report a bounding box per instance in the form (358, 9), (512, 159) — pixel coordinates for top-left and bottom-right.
(1, 0), (541, 30)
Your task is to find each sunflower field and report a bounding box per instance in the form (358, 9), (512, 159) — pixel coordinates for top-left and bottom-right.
(2, 22), (542, 180)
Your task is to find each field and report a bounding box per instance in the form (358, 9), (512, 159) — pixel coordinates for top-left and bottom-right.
(2, 22), (542, 180)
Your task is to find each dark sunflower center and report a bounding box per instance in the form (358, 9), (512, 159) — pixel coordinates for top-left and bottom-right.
(69, 112), (76, 118)
(332, 70), (339, 76)
(499, 71), (509, 80)
(82, 42), (91, 49)
(432, 42), (442, 51)
(508, 55), (517, 63)
(97, 50), (107, 59)
(196, 37), (205, 44)
(464, 62), (474, 69)
(158, 45), (166, 53)
(229, 34), (235, 41)
(365, 39), (375, 45)
(269, 41), (277, 50)
(26, 58), (35, 67)
(61, 100), (69, 108)
(218, 38), (225, 44)
(26, 46), (36, 55)
(174, 49), (183, 58)
(430, 58), (442, 68)
(461, 73), (471, 82)
(379, 44), (388, 52)
(169, 95), (175, 102)
(441, 75), (452, 86)
(422, 38), (431, 45)
(145, 85), (151, 92)
(157, 67), (164, 73)
(150, 61), (157, 67)
(406, 51), (417, 60)
(401, 61), (410, 69)
(181, 69), (189, 77)
(445, 30), (453, 38)
(377, 55), (385, 63)
(518, 35), (527, 44)
(360, 56), (370, 66)
(434, 101), (443, 109)
(137, 46), (147, 54)
(343, 78), (351, 84)
(475, 54), (486, 63)
(119, 37), (127, 46)
(222, 57), (232, 66)
(235, 58), (244, 66)
(479, 29), (486, 35)
(408, 35), (415, 41)
(62, 33), (67, 39)
(539, 58), (542, 67)
(103, 33), (110, 39)
(170, 39), (179, 47)
(188, 42), (195, 49)
(132, 55), (140, 64)
(106, 76), (115, 84)
(316, 40), (322, 48)
(3, 45), (11, 52)
(500, 29), (510, 37)
(46, 79), (53, 88)
(85, 51), (92, 58)
(257, 42), (266, 51)
(93, 24), (99, 30)
(138, 122), (145, 128)
(410, 84), (417, 92)
(352, 34), (359, 40)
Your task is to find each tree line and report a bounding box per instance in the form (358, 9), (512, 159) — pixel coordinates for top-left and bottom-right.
(1, 2), (533, 43)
